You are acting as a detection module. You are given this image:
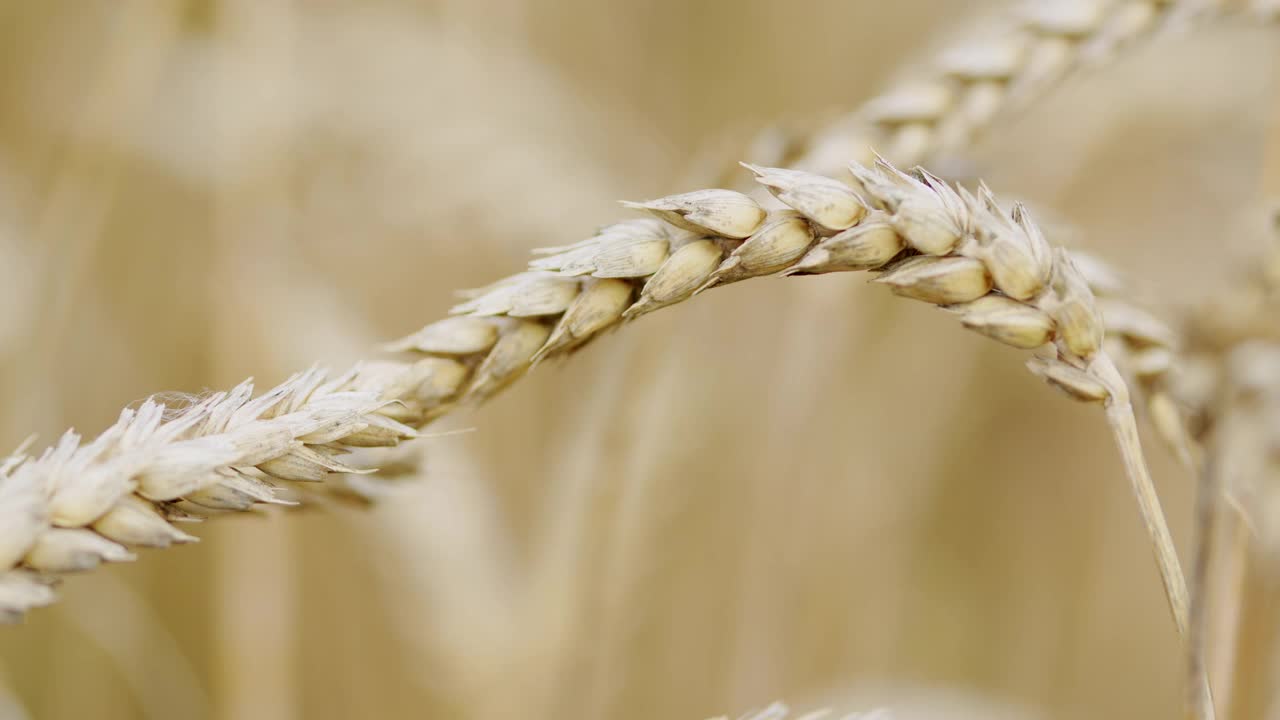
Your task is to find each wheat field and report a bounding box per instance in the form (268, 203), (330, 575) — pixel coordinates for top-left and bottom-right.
(0, 1), (1278, 719)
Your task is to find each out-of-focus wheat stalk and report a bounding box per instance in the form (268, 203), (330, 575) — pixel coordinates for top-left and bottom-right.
(708, 702), (891, 720)
(784, 0), (1265, 180)
(1177, 234), (1280, 718)
(1192, 341), (1280, 720)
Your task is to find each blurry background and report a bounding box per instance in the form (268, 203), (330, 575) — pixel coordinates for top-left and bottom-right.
(0, 1), (1277, 718)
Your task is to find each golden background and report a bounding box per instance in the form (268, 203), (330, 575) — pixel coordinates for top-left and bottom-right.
(0, 1), (1277, 718)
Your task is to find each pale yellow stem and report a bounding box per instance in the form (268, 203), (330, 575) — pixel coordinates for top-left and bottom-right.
(1091, 352), (1211, 718)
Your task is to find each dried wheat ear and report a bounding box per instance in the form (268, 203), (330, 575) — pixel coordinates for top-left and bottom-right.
(1159, 231), (1280, 720)
(0, 160), (1187, 635)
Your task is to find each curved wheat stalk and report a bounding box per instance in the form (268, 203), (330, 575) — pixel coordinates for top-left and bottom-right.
(384, 159), (1189, 645)
(1, 160), (1193, 645)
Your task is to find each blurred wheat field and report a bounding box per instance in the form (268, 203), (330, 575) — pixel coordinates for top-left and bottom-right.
(0, 1), (1277, 719)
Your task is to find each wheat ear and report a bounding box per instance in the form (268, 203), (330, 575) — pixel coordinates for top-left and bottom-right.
(792, 0), (1249, 177)
(1, 160), (1191, 649)
(0, 359), (458, 621)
